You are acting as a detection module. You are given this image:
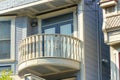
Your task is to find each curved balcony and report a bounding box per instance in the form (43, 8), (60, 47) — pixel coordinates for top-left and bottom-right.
(18, 34), (81, 78)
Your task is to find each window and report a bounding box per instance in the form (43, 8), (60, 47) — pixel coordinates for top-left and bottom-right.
(42, 13), (73, 35)
(106, 6), (115, 14)
(0, 21), (11, 59)
(0, 65), (11, 72)
(0, 16), (15, 62)
(0, 65), (11, 74)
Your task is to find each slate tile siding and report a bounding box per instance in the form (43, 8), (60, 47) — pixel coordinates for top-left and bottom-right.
(0, 0), (41, 11)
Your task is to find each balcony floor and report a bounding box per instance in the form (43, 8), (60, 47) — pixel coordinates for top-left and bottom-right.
(18, 57), (80, 79)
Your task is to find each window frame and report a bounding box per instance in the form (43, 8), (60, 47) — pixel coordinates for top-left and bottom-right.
(0, 16), (16, 62)
(0, 64), (15, 75)
(37, 7), (78, 37)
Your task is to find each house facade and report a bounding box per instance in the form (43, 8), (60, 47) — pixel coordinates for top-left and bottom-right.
(0, 0), (110, 80)
(100, 0), (120, 80)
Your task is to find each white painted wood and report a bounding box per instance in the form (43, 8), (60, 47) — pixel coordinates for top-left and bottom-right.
(0, 0), (53, 14)
(0, 16), (16, 62)
(100, 1), (117, 8)
(37, 7), (76, 19)
(18, 34), (81, 65)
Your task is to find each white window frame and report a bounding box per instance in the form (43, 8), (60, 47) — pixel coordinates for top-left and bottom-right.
(37, 7), (78, 37)
(0, 16), (16, 62)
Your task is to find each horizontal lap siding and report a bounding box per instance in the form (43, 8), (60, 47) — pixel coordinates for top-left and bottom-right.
(83, 1), (110, 80)
(15, 17), (28, 73)
(83, 2), (98, 80)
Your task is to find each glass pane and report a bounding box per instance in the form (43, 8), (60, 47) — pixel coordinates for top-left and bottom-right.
(0, 40), (10, 59)
(44, 28), (55, 34)
(60, 24), (72, 35)
(42, 13), (73, 26)
(0, 21), (11, 40)
(0, 65), (11, 73)
(44, 28), (55, 56)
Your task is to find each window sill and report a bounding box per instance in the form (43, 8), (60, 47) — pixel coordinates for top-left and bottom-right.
(0, 59), (15, 63)
(100, 0), (117, 8)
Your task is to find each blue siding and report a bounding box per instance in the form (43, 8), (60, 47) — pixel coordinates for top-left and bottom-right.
(15, 16), (28, 73)
(0, 0), (40, 11)
(99, 8), (110, 80)
(83, 0), (110, 80)
(84, 3), (98, 80)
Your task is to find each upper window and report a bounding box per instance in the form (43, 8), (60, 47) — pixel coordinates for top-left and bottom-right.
(0, 16), (15, 62)
(0, 21), (11, 59)
(42, 13), (73, 36)
(105, 6), (115, 14)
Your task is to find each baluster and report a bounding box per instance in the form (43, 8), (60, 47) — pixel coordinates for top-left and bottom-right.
(73, 39), (75, 60)
(70, 37), (72, 59)
(76, 40), (78, 61)
(65, 36), (69, 58)
(49, 35), (52, 57)
(39, 35), (42, 57)
(58, 35), (61, 57)
(78, 40), (80, 61)
(63, 36), (65, 58)
(36, 35), (39, 58)
(24, 39), (26, 61)
(53, 35), (56, 57)
(78, 40), (79, 61)
(48, 35), (50, 57)
(28, 37), (31, 59)
(32, 36), (35, 58)
(79, 41), (82, 61)
(21, 41), (23, 62)
(61, 36), (63, 57)
(75, 40), (77, 60)
(52, 35), (55, 57)
(19, 42), (22, 63)
(46, 35), (49, 57)
(44, 35), (46, 57)
(56, 35), (58, 57)
(23, 40), (25, 61)
(25, 39), (28, 61)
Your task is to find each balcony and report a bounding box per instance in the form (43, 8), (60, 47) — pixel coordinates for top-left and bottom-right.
(18, 34), (81, 79)
(0, 0), (79, 15)
(103, 14), (120, 45)
(100, 0), (117, 8)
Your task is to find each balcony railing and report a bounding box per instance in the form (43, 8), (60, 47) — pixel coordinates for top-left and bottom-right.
(19, 34), (81, 64)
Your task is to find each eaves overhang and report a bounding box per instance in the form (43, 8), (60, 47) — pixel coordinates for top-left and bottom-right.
(0, 0), (79, 16)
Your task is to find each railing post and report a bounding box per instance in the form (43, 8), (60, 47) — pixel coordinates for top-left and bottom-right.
(32, 36), (35, 58)
(26, 38), (29, 60)
(36, 35), (39, 58)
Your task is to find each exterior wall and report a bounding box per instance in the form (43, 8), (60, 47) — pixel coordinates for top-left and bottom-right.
(0, 0), (39, 11)
(15, 16), (30, 73)
(0, 0), (110, 80)
(99, 8), (110, 80)
(109, 45), (120, 80)
(100, 0), (120, 79)
(83, 0), (110, 80)
(83, 2), (98, 80)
